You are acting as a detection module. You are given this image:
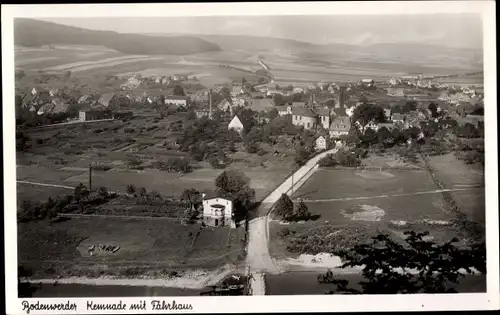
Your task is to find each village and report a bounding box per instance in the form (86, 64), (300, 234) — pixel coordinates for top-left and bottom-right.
(16, 64), (485, 296)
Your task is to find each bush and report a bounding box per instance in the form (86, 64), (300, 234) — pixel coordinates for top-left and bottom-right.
(318, 154), (337, 167)
(335, 149), (361, 167)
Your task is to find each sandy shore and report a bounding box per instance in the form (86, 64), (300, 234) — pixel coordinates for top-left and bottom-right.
(22, 264), (244, 289)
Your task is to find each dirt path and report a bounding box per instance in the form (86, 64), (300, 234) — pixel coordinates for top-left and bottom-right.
(21, 265), (241, 290)
(17, 180), (75, 190)
(300, 187), (484, 203)
(246, 149), (337, 275)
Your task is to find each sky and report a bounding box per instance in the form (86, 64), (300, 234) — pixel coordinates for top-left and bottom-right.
(37, 14), (483, 49)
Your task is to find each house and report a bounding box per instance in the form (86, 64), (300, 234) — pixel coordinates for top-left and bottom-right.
(376, 122), (395, 131)
(228, 114), (251, 135)
(315, 136), (327, 151)
(51, 99), (70, 114)
(28, 105), (37, 113)
(113, 111), (133, 120)
(360, 79), (375, 87)
(386, 88), (405, 97)
(231, 96), (248, 107)
(171, 74), (187, 81)
(250, 91), (266, 99)
(217, 99), (232, 113)
(363, 121), (379, 131)
(291, 101), (307, 108)
(315, 107), (331, 130)
(49, 88), (60, 97)
(391, 113), (406, 123)
(329, 116), (351, 138)
(293, 87), (305, 94)
(79, 108), (113, 122)
(161, 77), (171, 85)
(202, 192), (235, 228)
(195, 108), (211, 119)
(120, 76), (142, 89)
(165, 95), (189, 107)
(37, 103), (55, 115)
(291, 107), (318, 130)
(248, 98), (274, 112)
(266, 89), (283, 97)
(389, 77), (400, 86)
(77, 94), (92, 104)
(31, 88), (37, 95)
(276, 105), (292, 117)
(383, 108), (392, 120)
(231, 84), (244, 97)
(97, 92), (116, 107)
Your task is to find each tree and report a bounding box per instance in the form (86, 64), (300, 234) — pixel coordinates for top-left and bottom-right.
(403, 100), (417, 113)
(360, 128), (378, 148)
(180, 188), (202, 209)
(335, 149), (361, 167)
(376, 127), (395, 147)
(273, 93), (285, 106)
(295, 200), (310, 219)
(98, 186), (108, 198)
(74, 183), (89, 201)
(275, 193), (294, 220)
(126, 184), (136, 195)
(173, 85), (185, 96)
(352, 103), (385, 127)
(321, 231), (486, 294)
(294, 147), (312, 166)
(214, 170), (256, 217)
(428, 102), (439, 118)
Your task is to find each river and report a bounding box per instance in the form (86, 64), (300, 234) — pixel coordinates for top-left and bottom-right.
(265, 272), (487, 295)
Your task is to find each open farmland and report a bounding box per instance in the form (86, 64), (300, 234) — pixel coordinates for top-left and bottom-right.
(18, 217), (246, 278)
(269, 166), (483, 262)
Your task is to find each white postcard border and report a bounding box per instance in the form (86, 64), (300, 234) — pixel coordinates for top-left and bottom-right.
(2, 1), (498, 314)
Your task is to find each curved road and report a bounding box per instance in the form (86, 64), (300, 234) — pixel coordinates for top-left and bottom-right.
(246, 149), (337, 275)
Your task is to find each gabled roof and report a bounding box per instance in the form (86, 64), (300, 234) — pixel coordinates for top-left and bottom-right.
(165, 95), (189, 101)
(292, 107), (317, 118)
(98, 92), (115, 106)
(291, 102), (306, 107)
(202, 190), (232, 201)
(329, 116), (351, 132)
(78, 94), (91, 103)
(315, 108), (330, 116)
(230, 114), (252, 130)
(37, 103), (55, 115)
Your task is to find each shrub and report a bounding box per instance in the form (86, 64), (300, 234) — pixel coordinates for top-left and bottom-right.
(318, 154), (337, 167)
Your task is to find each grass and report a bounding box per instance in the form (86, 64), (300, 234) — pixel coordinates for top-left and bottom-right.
(17, 183), (73, 203)
(292, 169), (438, 200)
(18, 217), (246, 278)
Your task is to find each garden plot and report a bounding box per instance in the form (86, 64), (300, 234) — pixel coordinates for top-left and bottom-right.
(18, 217), (245, 277)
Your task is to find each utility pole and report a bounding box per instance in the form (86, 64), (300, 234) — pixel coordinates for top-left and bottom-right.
(89, 163), (92, 192)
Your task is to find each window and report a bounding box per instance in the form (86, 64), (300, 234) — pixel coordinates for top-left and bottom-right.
(307, 122), (310, 128)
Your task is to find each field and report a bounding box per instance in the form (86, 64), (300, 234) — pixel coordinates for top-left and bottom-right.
(269, 165), (484, 261)
(17, 115), (295, 202)
(18, 217), (246, 278)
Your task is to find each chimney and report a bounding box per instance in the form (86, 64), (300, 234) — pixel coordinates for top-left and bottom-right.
(208, 89), (213, 119)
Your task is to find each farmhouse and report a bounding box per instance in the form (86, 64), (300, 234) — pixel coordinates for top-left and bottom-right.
(165, 95), (189, 107)
(315, 107), (331, 130)
(79, 108), (113, 122)
(315, 136), (327, 151)
(329, 116), (351, 138)
(228, 114), (251, 135)
(292, 107), (317, 130)
(97, 92), (116, 107)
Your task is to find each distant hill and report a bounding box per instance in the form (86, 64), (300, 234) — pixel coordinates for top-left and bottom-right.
(14, 19), (221, 55)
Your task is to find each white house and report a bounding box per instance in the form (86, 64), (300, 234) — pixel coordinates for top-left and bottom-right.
(202, 193), (235, 228)
(315, 136), (327, 151)
(165, 95), (189, 107)
(363, 121), (379, 132)
(228, 114), (250, 135)
(315, 108), (331, 130)
(31, 88), (37, 96)
(292, 107), (318, 130)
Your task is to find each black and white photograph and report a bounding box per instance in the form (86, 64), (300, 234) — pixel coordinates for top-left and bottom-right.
(3, 1), (498, 313)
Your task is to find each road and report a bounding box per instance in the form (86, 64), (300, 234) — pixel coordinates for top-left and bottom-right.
(246, 149), (337, 276)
